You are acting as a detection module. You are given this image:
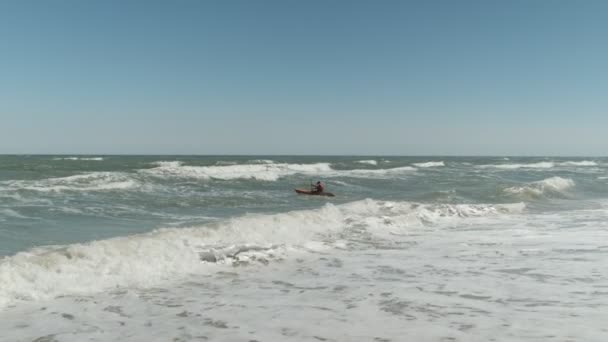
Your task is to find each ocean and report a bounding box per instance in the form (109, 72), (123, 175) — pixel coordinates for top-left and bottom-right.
(0, 155), (607, 341)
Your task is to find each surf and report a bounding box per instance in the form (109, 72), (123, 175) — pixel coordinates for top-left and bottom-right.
(0, 198), (525, 309)
(503, 177), (575, 199)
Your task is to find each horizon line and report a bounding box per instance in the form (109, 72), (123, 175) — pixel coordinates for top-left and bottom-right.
(1, 153), (606, 158)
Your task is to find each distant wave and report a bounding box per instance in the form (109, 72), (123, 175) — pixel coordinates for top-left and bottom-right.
(481, 160), (599, 169)
(480, 162), (555, 169)
(52, 157), (104, 161)
(0, 198), (525, 308)
(214, 161), (238, 166)
(144, 161), (333, 181)
(144, 161), (417, 181)
(356, 160), (378, 166)
(413, 161), (445, 168)
(0, 162), (419, 196)
(339, 166), (416, 178)
(0, 208), (31, 220)
(247, 159), (275, 164)
(503, 177), (575, 199)
(560, 161), (597, 166)
(0, 172), (139, 193)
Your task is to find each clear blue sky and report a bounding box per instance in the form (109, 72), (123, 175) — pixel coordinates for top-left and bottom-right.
(1, 0), (606, 155)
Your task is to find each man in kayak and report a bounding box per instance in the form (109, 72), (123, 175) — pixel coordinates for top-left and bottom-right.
(312, 181), (325, 194)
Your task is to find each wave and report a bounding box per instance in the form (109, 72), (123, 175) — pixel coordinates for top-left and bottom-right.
(340, 166), (416, 178)
(481, 161), (598, 169)
(0, 199), (524, 308)
(413, 161), (445, 168)
(144, 161), (333, 181)
(144, 161), (417, 181)
(0, 208), (31, 220)
(214, 161), (238, 166)
(52, 157), (104, 161)
(329, 180), (352, 186)
(0, 162), (418, 196)
(0, 172), (139, 193)
(480, 162), (555, 169)
(503, 177), (575, 199)
(560, 161), (597, 166)
(356, 160), (378, 166)
(248, 159), (275, 164)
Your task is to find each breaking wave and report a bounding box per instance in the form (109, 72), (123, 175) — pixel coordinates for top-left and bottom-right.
(339, 166), (416, 178)
(143, 161), (333, 181)
(52, 157), (104, 161)
(481, 161), (598, 169)
(413, 161), (445, 168)
(247, 159), (275, 164)
(143, 161), (417, 181)
(0, 172), (140, 193)
(560, 161), (597, 166)
(480, 162), (555, 169)
(503, 177), (575, 199)
(0, 162), (420, 196)
(356, 160), (378, 165)
(0, 199), (524, 308)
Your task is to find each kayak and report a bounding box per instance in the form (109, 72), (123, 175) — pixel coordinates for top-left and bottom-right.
(294, 188), (335, 197)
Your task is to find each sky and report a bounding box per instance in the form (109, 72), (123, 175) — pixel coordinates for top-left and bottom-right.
(1, 0), (607, 155)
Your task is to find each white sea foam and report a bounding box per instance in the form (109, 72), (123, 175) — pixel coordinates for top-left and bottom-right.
(3, 203), (606, 342)
(356, 160), (378, 165)
(215, 160), (238, 166)
(143, 162), (334, 181)
(480, 160), (599, 169)
(560, 160), (597, 166)
(152, 161), (183, 168)
(413, 161), (445, 168)
(53, 157), (104, 161)
(480, 162), (555, 169)
(0, 172), (139, 193)
(144, 161), (417, 181)
(248, 159), (275, 164)
(0, 199), (524, 308)
(504, 177), (575, 198)
(342, 166), (417, 178)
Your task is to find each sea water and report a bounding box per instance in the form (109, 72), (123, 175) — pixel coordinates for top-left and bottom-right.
(0, 156), (607, 341)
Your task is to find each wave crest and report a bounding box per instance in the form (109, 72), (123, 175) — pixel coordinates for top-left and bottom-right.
(0, 199), (524, 308)
(0, 172), (139, 193)
(504, 177), (575, 198)
(561, 161), (597, 166)
(480, 162), (555, 169)
(52, 157), (104, 161)
(143, 161), (418, 181)
(413, 161), (445, 168)
(143, 162), (333, 181)
(356, 160), (378, 165)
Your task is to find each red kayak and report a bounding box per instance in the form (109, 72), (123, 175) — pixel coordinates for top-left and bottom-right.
(294, 188), (335, 197)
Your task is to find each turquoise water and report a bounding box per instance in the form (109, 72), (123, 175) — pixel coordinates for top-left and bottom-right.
(1, 156), (608, 341)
